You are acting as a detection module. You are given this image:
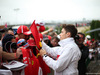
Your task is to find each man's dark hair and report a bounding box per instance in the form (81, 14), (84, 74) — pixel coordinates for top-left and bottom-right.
(78, 32), (85, 39)
(8, 28), (13, 31)
(62, 24), (77, 38)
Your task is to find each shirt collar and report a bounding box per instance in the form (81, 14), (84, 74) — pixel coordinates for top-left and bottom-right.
(58, 38), (75, 47)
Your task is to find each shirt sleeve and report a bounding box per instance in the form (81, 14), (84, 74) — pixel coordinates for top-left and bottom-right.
(42, 41), (60, 58)
(43, 45), (75, 72)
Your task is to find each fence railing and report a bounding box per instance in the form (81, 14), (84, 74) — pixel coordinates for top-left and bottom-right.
(86, 73), (100, 75)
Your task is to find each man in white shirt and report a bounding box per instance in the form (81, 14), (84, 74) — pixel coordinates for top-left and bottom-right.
(40, 24), (81, 75)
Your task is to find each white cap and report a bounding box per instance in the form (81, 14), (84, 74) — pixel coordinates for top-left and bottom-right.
(35, 20), (45, 26)
(86, 35), (91, 39)
(23, 31), (32, 35)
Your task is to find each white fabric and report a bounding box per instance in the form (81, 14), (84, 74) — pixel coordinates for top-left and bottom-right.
(35, 20), (45, 26)
(38, 67), (43, 75)
(42, 38), (81, 75)
(0, 41), (2, 47)
(0, 69), (12, 75)
(97, 48), (100, 53)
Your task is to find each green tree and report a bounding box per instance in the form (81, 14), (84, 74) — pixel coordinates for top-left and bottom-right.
(90, 20), (95, 39)
(90, 20), (100, 40)
(96, 21), (100, 39)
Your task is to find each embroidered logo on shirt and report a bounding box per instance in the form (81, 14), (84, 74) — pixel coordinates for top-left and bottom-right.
(56, 55), (60, 60)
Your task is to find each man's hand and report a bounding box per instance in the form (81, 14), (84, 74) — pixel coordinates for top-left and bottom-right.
(16, 47), (22, 58)
(40, 49), (46, 57)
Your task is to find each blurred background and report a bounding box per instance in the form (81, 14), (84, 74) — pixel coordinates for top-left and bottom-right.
(0, 0), (100, 74)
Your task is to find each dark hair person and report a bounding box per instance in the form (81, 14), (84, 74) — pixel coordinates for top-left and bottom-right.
(40, 24), (81, 75)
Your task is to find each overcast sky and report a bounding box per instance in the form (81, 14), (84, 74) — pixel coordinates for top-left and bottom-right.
(0, 0), (100, 25)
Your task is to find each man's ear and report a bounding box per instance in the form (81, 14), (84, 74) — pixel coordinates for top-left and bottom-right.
(66, 32), (71, 37)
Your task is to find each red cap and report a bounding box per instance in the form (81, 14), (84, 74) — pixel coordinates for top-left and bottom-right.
(27, 39), (36, 46)
(48, 35), (52, 40)
(39, 26), (45, 32)
(17, 25), (29, 34)
(23, 31), (32, 35)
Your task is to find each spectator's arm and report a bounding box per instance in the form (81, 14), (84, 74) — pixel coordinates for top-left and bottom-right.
(2, 51), (16, 60)
(2, 47), (22, 60)
(41, 27), (53, 35)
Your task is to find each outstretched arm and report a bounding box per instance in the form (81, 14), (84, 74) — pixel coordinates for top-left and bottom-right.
(41, 27), (53, 35)
(2, 47), (22, 60)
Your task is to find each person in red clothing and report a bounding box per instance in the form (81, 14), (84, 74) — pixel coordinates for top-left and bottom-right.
(27, 33), (50, 75)
(16, 25), (31, 42)
(17, 38), (42, 75)
(17, 22), (50, 75)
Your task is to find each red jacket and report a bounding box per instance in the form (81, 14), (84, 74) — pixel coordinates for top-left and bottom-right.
(21, 48), (41, 75)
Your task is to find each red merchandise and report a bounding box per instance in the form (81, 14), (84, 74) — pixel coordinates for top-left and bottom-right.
(39, 26), (45, 32)
(86, 40), (92, 46)
(30, 20), (41, 49)
(39, 33), (43, 40)
(21, 48), (40, 75)
(36, 50), (50, 75)
(17, 25), (29, 34)
(30, 20), (50, 75)
(23, 31), (32, 35)
(36, 21), (45, 32)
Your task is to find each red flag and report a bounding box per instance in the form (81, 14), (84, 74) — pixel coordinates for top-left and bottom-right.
(36, 51), (50, 75)
(5, 23), (7, 28)
(30, 21), (50, 75)
(30, 20), (40, 49)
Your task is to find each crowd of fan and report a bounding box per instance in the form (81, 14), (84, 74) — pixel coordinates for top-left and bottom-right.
(0, 22), (99, 75)
(0, 23), (61, 75)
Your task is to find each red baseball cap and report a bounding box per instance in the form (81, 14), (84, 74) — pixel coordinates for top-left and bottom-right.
(39, 26), (45, 32)
(17, 25), (29, 34)
(48, 35), (52, 40)
(27, 39), (36, 46)
(23, 31), (32, 35)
